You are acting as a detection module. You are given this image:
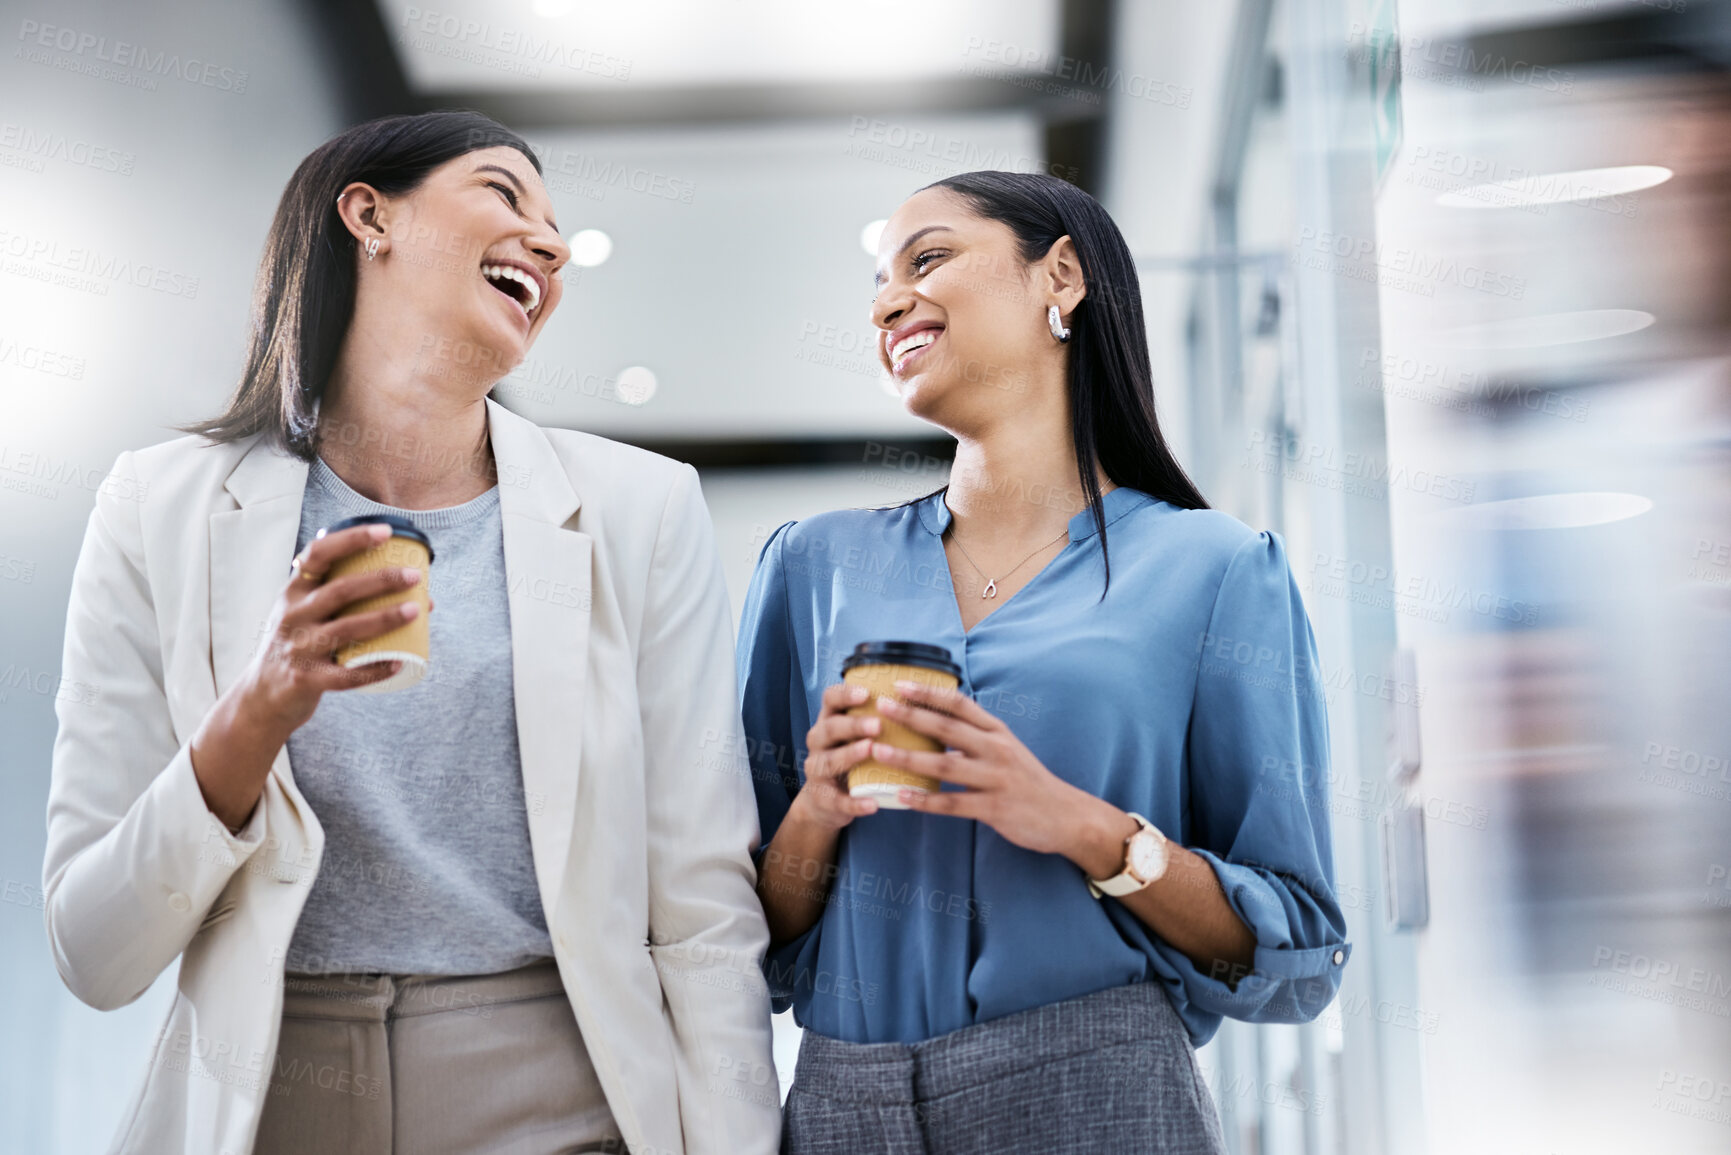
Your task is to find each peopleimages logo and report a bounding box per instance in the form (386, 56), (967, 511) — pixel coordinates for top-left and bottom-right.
(0, 444), (149, 504)
(397, 8), (631, 81)
(16, 19), (249, 92)
(1244, 429), (1477, 504)
(0, 228), (200, 299)
(1356, 347), (1590, 423)
(843, 117), (1080, 182)
(1308, 550), (1539, 626)
(1294, 227), (1527, 300)
(0, 335), (86, 379)
(0, 121), (135, 174)
(1589, 946), (1731, 1015)
(1346, 24), (1574, 95)
(530, 148), (695, 204)
(960, 36), (1192, 108)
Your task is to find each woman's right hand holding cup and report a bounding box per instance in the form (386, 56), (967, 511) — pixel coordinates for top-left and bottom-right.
(757, 682), (882, 945)
(248, 522), (427, 733)
(189, 522), (431, 832)
(790, 682), (883, 831)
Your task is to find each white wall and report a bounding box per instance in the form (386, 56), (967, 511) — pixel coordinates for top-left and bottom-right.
(0, 3), (345, 1149)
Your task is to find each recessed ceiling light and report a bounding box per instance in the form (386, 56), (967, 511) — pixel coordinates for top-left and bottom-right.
(1436, 164), (1672, 209)
(569, 228), (613, 268)
(860, 219), (888, 256)
(615, 366), (657, 406)
(1443, 492), (1652, 530)
(1432, 309), (1654, 349)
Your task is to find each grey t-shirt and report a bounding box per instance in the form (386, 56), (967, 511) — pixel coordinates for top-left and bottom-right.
(283, 455), (554, 976)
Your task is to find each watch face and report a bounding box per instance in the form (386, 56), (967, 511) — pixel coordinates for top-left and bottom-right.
(1129, 833), (1162, 879)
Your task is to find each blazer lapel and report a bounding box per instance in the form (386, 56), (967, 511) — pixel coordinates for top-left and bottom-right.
(486, 397), (592, 910)
(210, 443), (310, 697)
(209, 437), (312, 803)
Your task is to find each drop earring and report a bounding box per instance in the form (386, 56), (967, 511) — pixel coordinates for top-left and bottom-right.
(364, 237), (379, 262)
(1048, 304), (1070, 343)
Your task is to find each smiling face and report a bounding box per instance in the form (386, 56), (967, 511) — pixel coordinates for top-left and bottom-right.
(339, 146), (570, 384)
(871, 186), (1080, 430)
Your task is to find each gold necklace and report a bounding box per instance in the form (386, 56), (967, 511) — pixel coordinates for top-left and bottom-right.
(945, 522), (1070, 599)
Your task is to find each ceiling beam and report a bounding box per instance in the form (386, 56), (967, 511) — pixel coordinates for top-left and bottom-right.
(575, 434), (957, 470)
(419, 75), (1101, 129)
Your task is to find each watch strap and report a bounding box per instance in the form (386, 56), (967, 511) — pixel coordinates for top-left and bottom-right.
(1087, 813), (1166, 898)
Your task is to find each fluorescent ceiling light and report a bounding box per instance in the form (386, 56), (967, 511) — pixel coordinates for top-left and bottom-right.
(1436, 164), (1672, 209)
(1445, 492), (1652, 530)
(860, 219), (888, 256)
(615, 365), (657, 405)
(1433, 309), (1654, 349)
(380, 0), (1058, 91)
(568, 229), (613, 267)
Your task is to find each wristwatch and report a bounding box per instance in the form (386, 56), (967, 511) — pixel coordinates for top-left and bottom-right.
(1087, 812), (1169, 898)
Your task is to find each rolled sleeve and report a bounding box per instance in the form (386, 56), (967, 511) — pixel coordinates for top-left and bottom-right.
(1156, 530), (1351, 1027)
(1173, 852), (1351, 1021)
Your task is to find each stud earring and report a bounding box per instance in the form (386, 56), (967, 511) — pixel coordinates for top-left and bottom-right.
(1048, 304), (1071, 343)
(364, 237), (379, 261)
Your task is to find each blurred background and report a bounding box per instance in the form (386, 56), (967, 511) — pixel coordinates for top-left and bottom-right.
(3, 0), (1730, 1152)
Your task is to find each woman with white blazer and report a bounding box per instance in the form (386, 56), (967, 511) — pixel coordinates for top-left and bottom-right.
(41, 110), (779, 1155)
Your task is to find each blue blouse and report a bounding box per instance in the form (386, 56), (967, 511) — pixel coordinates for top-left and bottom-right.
(737, 485), (1351, 1047)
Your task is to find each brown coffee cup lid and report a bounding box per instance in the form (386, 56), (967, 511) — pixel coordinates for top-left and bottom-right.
(841, 640), (961, 680)
(323, 513), (434, 564)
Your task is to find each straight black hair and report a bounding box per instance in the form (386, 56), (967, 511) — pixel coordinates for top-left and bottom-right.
(920, 170), (1209, 593)
(177, 109), (542, 461)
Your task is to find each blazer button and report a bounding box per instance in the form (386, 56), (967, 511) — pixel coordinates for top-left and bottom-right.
(1332, 949), (1345, 965)
(168, 892), (192, 912)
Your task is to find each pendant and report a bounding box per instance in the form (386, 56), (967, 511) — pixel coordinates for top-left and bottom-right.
(982, 579), (997, 599)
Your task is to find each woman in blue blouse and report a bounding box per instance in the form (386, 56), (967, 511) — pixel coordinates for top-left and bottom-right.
(739, 171), (1350, 1153)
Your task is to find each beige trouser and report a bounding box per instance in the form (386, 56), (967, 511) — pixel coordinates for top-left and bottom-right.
(251, 958), (623, 1155)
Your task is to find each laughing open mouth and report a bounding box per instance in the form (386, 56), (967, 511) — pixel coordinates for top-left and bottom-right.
(481, 262), (542, 319)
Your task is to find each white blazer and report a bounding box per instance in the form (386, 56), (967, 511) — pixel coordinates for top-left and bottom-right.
(42, 396), (780, 1155)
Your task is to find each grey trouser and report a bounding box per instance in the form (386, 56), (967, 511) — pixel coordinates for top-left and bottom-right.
(252, 958), (623, 1155)
(782, 981), (1229, 1155)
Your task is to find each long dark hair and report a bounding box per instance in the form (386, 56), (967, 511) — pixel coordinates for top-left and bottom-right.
(177, 109), (542, 461)
(920, 170), (1208, 593)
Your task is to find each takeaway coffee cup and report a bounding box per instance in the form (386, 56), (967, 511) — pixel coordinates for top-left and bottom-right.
(841, 640), (963, 809)
(318, 513), (434, 694)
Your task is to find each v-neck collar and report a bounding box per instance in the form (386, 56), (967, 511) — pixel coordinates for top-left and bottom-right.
(915, 484), (1154, 542)
(918, 485), (1156, 637)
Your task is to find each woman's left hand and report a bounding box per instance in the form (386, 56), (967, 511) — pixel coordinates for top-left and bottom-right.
(872, 680), (1120, 860)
